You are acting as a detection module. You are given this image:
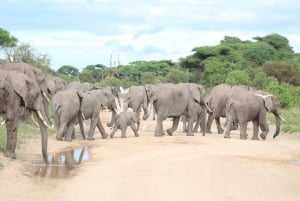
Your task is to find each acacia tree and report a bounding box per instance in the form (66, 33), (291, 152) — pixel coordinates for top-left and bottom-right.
(0, 27), (18, 60)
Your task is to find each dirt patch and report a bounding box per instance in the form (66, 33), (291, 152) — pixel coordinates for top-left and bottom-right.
(1, 110), (300, 201)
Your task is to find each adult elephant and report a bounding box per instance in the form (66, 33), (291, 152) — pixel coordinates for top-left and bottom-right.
(122, 85), (151, 131)
(66, 81), (98, 91)
(145, 83), (206, 136)
(224, 90), (282, 140)
(0, 62), (51, 123)
(205, 84), (254, 134)
(52, 89), (84, 141)
(77, 89), (117, 140)
(0, 70), (49, 161)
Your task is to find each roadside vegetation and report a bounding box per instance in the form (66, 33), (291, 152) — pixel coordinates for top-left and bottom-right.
(1, 27), (299, 155)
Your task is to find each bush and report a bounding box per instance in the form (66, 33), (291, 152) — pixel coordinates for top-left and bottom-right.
(252, 72), (277, 89)
(98, 77), (122, 87)
(166, 68), (189, 83)
(225, 70), (252, 86)
(266, 83), (300, 107)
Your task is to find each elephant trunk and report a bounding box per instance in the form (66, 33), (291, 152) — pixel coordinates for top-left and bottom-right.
(143, 101), (152, 120)
(273, 114), (281, 139)
(35, 110), (48, 163)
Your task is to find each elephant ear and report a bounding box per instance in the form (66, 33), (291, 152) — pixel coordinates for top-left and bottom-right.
(264, 96), (274, 112)
(188, 84), (201, 104)
(10, 73), (32, 107)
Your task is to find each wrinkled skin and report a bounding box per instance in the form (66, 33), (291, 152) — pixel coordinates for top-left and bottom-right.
(0, 70), (48, 161)
(145, 83), (206, 136)
(123, 85), (150, 131)
(78, 89), (117, 140)
(109, 111), (139, 138)
(52, 89), (83, 141)
(0, 62), (51, 123)
(205, 84), (255, 134)
(101, 86), (120, 127)
(224, 89), (281, 140)
(182, 101), (206, 133)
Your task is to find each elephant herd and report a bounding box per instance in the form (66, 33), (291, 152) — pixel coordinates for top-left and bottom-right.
(0, 62), (283, 162)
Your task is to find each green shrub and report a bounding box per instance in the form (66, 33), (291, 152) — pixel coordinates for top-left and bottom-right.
(266, 83), (300, 107)
(98, 77), (122, 87)
(225, 70), (252, 86)
(166, 68), (189, 83)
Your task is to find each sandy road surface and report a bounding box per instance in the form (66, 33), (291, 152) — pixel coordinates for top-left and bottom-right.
(0, 110), (300, 201)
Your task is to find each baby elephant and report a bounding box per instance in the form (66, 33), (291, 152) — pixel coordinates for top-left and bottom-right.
(110, 111), (140, 138)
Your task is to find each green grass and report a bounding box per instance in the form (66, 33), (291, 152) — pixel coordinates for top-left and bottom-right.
(0, 119), (57, 158)
(267, 106), (300, 133)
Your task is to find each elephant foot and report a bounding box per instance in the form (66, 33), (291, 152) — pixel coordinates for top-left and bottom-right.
(87, 136), (95, 141)
(186, 133), (194, 136)
(106, 122), (113, 127)
(64, 137), (72, 142)
(224, 134), (231, 139)
(102, 133), (109, 139)
(56, 135), (63, 141)
(251, 136), (259, 140)
(155, 133), (163, 137)
(218, 129), (224, 134)
(135, 133), (139, 137)
(110, 134), (114, 138)
(260, 133), (266, 140)
(206, 130), (212, 134)
(121, 135), (127, 138)
(166, 129), (173, 136)
(4, 151), (16, 159)
(240, 136), (247, 140)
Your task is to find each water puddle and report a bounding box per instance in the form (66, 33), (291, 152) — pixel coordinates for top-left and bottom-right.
(290, 160), (300, 166)
(27, 146), (90, 178)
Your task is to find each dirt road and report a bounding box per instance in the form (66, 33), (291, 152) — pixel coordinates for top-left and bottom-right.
(0, 110), (300, 201)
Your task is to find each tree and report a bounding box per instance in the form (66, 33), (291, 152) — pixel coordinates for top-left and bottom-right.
(0, 28), (18, 48)
(166, 68), (189, 83)
(225, 70), (252, 86)
(57, 65), (79, 77)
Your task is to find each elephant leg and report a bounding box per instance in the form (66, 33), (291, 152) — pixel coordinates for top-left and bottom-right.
(5, 115), (19, 159)
(215, 117), (224, 134)
(130, 122), (139, 137)
(107, 109), (116, 127)
(224, 115), (233, 139)
(71, 128), (76, 139)
(252, 120), (259, 140)
(239, 121), (248, 140)
(78, 114), (86, 140)
(56, 122), (67, 141)
(109, 126), (118, 138)
(87, 116), (98, 141)
(187, 117), (195, 136)
(193, 118), (200, 133)
(206, 113), (213, 133)
(182, 115), (187, 132)
(155, 118), (164, 137)
(121, 126), (127, 138)
(65, 120), (76, 141)
(259, 119), (269, 140)
(97, 119), (108, 139)
(167, 116), (180, 136)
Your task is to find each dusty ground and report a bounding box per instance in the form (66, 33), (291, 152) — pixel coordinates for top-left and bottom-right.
(0, 110), (300, 201)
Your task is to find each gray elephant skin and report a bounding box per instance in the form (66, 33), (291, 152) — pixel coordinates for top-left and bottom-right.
(78, 89), (118, 140)
(109, 111), (139, 138)
(224, 89), (281, 140)
(205, 84), (255, 134)
(145, 83), (206, 136)
(0, 70), (49, 161)
(123, 85), (151, 130)
(51, 89), (84, 141)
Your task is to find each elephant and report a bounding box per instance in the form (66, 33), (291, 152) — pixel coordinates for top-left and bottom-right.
(77, 89), (117, 140)
(109, 111), (139, 138)
(101, 86), (120, 127)
(145, 83), (206, 136)
(122, 85), (151, 131)
(205, 84), (255, 134)
(66, 81), (98, 91)
(182, 100), (206, 133)
(224, 89), (282, 140)
(51, 89), (84, 141)
(0, 70), (49, 161)
(46, 76), (67, 97)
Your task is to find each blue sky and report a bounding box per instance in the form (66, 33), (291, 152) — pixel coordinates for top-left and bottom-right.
(1, 0), (300, 71)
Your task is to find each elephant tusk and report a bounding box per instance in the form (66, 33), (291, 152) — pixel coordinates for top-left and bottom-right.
(279, 115), (286, 122)
(81, 112), (86, 120)
(42, 91), (50, 103)
(205, 103), (213, 113)
(37, 110), (51, 129)
(1, 120), (6, 125)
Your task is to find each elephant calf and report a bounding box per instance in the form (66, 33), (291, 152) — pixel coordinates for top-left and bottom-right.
(109, 111), (140, 138)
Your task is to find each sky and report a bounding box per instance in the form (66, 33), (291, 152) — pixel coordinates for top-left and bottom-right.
(1, 0), (300, 71)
